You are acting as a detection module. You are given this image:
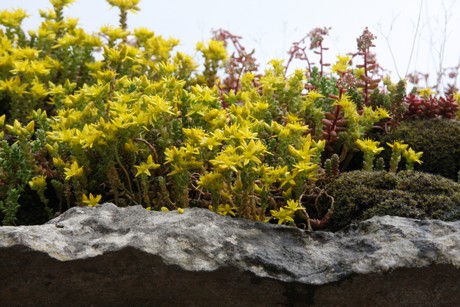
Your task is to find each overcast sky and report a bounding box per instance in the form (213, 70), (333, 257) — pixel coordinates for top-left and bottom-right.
(1, 0), (459, 89)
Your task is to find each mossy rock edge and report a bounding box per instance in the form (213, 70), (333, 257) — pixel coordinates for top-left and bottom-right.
(320, 170), (460, 231)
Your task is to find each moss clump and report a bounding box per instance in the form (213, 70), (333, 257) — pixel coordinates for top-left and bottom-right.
(321, 170), (460, 231)
(381, 119), (460, 180)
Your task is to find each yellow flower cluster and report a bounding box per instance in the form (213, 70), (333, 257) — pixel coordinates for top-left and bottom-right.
(0, 1), (441, 229)
(270, 200), (304, 225)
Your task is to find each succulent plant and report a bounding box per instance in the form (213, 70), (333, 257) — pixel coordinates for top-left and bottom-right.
(404, 93), (459, 119)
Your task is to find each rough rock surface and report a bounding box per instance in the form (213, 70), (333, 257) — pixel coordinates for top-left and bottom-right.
(1, 203), (460, 306)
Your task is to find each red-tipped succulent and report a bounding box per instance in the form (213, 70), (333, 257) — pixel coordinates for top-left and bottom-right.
(404, 94), (458, 119)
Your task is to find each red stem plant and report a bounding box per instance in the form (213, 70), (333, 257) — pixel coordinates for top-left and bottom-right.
(212, 29), (259, 93)
(321, 89), (347, 153)
(352, 27), (381, 106)
(285, 27), (331, 77)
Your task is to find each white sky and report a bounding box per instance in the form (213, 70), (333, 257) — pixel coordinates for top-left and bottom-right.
(1, 0), (459, 90)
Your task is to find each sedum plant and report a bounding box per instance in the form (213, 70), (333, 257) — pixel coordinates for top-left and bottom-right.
(0, 0), (456, 229)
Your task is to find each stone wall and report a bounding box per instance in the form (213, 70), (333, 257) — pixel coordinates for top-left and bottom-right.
(1, 203), (459, 306)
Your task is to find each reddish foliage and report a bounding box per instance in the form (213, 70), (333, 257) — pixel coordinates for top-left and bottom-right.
(404, 93), (459, 119)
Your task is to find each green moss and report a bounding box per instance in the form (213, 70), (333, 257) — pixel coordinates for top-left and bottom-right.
(382, 119), (460, 180)
(321, 170), (460, 231)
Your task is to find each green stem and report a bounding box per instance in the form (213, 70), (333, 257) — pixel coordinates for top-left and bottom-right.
(115, 150), (134, 195)
(389, 153), (402, 173)
(363, 152), (374, 171)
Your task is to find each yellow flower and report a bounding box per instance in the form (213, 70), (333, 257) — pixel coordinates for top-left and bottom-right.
(0, 76), (28, 95)
(270, 207), (295, 225)
(285, 199), (303, 212)
(28, 175), (47, 191)
(355, 138), (384, 155)
(386, 140), (409, 153)
(200, 129), (225, 151)
(418, 88), (436, 98)
(64, 161), (84, 180)
(238, 139), (267, 166)
(217, 204), (237, 217)
(209, 146), (240, 172)
(196, 40), (228, 61)
(376, 107), (390, 119)
(5, 120), (34, 137)
(331, 55), (351, 74)
(182, 128), (206, 144)
(224, 123), (257, 142)
(134, 154), (160, 177)
(82, 193), (102, 207)
(77, 124), (104, 149)
(177, 208), (185, 214)
(271, 121), (290, 139)
(353, 67), (365, 79)
(197, 171), (224, 191)
(454, 92), (460, 103)
(306, 90), (324, 101)
(293, 160), (318, 175)
(286, 115), (310, 134)
(0, 9), (29, 28)
(50, 0), (76, 7)
(106, 0), (140, 12)
(53, 157), (66, 168)
(288, 134), (324, 161)
(144, 95), (175, 123)
(403, 148), (423, 165)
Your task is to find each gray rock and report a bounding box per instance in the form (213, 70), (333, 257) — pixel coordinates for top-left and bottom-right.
(1, 202), (460, 306)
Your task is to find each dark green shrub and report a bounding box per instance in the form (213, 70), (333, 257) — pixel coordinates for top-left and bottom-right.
(321, 170), (460, 231)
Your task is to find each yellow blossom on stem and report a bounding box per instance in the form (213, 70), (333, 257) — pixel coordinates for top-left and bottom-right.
(285, 199), (303, 212)
(82, 193), (102, 207)
(306, 90), (324, 101)
(134, 154), (160, 177)
(64, 161), (84, 180)
(418, 88), (436, 98)
(386, 140), (408, 153)
(5, 120), (35, 137)
(353, 67), (365, 80)
(200, 129), (226, 151)
(0, 9), (29, 28)
(238, 139), (267, 166)
(356, 138), (384, 155)
(50, 0), (76, 7)
(217, 204), (237, 216)
(0, 76), (28, 95)
(387, 141), (409, 173)
(197, 171), (224, 191)
(182, 127), (206, 144)
(106, 0), (140, 12)
(53, 157), (66, 168)
(270, 207), (295, 225)
(331, 55), (351, 74)
(196, 40), (228, 62)
(209, 146), (240, 172)
(403, 147), (423, 171)
(453, 92), (459, 103)
(356, 138), (384, 171)
(28, 175), (47, 191)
